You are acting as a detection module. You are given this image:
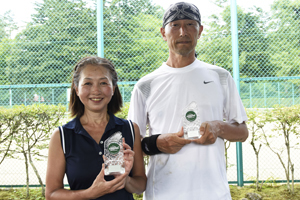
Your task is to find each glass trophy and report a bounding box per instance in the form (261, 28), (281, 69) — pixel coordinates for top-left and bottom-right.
(182, 101), (201, 139)
(104, 131), (125, 176)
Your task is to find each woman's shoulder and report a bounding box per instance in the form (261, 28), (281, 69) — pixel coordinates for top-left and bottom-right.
(62, 117), (78, 130)
(111, 113), (128, 125)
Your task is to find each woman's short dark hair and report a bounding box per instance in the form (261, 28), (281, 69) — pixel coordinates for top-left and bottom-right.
(69, 56), (123, 118)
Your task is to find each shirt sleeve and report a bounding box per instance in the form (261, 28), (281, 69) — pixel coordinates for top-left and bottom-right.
(128, 86), (148, 138)
(223, 73), (248, 124)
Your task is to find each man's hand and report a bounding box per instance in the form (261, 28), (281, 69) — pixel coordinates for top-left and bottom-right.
(192, 121), (220, 145)
(156, 128), (191, 154)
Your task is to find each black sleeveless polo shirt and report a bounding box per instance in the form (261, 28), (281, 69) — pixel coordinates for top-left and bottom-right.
(59, 112), (134, 200)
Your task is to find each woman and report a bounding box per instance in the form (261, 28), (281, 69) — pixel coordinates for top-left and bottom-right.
(46, 56), (146, 200)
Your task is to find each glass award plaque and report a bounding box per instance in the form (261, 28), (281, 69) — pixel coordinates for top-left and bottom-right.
(182, 101), (201, 139)
(104, 131), (125, 176)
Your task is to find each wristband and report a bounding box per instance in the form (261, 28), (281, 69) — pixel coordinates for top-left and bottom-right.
(141, 134), (162, 155)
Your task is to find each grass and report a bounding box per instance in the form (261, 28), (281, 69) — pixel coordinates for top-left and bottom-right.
(0, 188), (45, 200)
(230, 183), (300, 200)
(0, 184), (299, 199)
(0, 188), (143, 200)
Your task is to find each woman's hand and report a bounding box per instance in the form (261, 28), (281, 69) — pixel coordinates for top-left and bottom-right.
(88, 139), (135, 199)
(123, 138), (135, 174)
(88, 163), (128, 199)
(113, 139), (135, 188)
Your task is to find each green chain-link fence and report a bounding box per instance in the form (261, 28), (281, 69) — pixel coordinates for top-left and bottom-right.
(0, 0), (299, 187)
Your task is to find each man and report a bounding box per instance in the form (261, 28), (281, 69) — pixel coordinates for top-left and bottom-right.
(128, 2), (248, 200)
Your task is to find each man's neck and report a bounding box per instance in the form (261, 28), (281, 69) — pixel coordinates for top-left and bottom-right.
(166, 52), (196, 68)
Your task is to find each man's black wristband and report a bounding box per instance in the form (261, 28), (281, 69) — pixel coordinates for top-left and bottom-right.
(141, 134), (162, 155)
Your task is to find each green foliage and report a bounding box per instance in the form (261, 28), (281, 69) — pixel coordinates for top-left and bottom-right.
(0, 104), (66, 197)
(0, 188), (46, 200)
(198, 0), (300, 79)
(115, 102), (130, 119)
(0, 11), (16, 85)
(264, 104), (300, 140)
(10, 104), (66, 155)
(198, 4), (272, 77)
(267, 0), (300, 77)
(0, 106), (22, 164)
(4, 0), (165, 85)
(229, 183), (300, 200)
(247, 105), (300, 193)
(103, 0), (166, 81)
(1, 184), (300, 200)
(9, 104), (66, 159)
(1, 0), (300, 109)
(133, 193), (143, 200)
(7, 0), (97, 85)
(0, 188), (143, 200)
(0, 38), (13, 85)
(246, 108), (265, 143)
(0, 11), (17, 41)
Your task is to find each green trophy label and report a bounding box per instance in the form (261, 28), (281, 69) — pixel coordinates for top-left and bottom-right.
(104, 131), (124, 176)
(186, 111), (197, 122)
(108, 143), (120, 154)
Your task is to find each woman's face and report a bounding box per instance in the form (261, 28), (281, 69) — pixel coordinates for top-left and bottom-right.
(75, 64), (115, 114)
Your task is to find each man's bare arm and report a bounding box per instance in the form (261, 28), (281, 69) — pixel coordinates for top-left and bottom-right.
(192, 121), (248, 145)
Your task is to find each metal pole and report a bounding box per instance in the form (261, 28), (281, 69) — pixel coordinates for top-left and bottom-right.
(66, 88), (68, 111)
(9, 88), (12, 107)
(250, 82), (252, 108)
(231, 0), (244, 187)
(52, 88), (55, 105)
(264, 83), (266, 107)
(122, 86), (125, 104)
(292, 83), (294, 105)
(97, 0), (104, 57)
(278, 82), (280, 104)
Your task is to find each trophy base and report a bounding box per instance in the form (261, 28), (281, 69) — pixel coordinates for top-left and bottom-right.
(187, 130), (200, 139)
(104, 165), (125, 176)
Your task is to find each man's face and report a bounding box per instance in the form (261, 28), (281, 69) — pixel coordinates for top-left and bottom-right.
(160, 19), (203, 56)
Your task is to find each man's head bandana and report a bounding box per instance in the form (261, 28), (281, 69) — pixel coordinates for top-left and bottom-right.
(162, 2), (201, 28)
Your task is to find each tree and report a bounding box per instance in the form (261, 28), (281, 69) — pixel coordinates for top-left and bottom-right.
(7, 0), (97, 85)
(263, 105), (300, 194)
(6, 0), (165, 85)
(0, 11), (17, 85)
(103, 0), (166, 81)
(0, 11), (17, 41)
(238, 7), (274, 77)
(11, 104), (66, 197)
(267, 0), (300, 77)
(0, 107), (22, 165)
(0, 38), (13, 85)
(246, 108), (265, 191)
(197, 2), (233, 72)
(198, 3), (272, 78)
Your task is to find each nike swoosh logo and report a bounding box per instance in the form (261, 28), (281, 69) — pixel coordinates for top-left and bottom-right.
(204, 81), (213, 84)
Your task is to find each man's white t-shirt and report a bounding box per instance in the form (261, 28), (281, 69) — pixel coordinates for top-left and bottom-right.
(128, 59), (248, 200)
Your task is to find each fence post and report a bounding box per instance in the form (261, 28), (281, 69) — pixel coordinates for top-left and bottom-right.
(52, 88), (55, 105)
(292, 83), (294, 105)
(9, 88), (12, 107)
(97, 0), (104, 57)
(231, 0), (244, 187)
(264, 83), (266, 107)
(66, 88), (69, 111)
(250, 82), (252, 108)
(278, 82), (280, 104)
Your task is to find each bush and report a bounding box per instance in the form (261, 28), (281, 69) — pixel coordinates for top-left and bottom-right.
(0, 104), (66, 198)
